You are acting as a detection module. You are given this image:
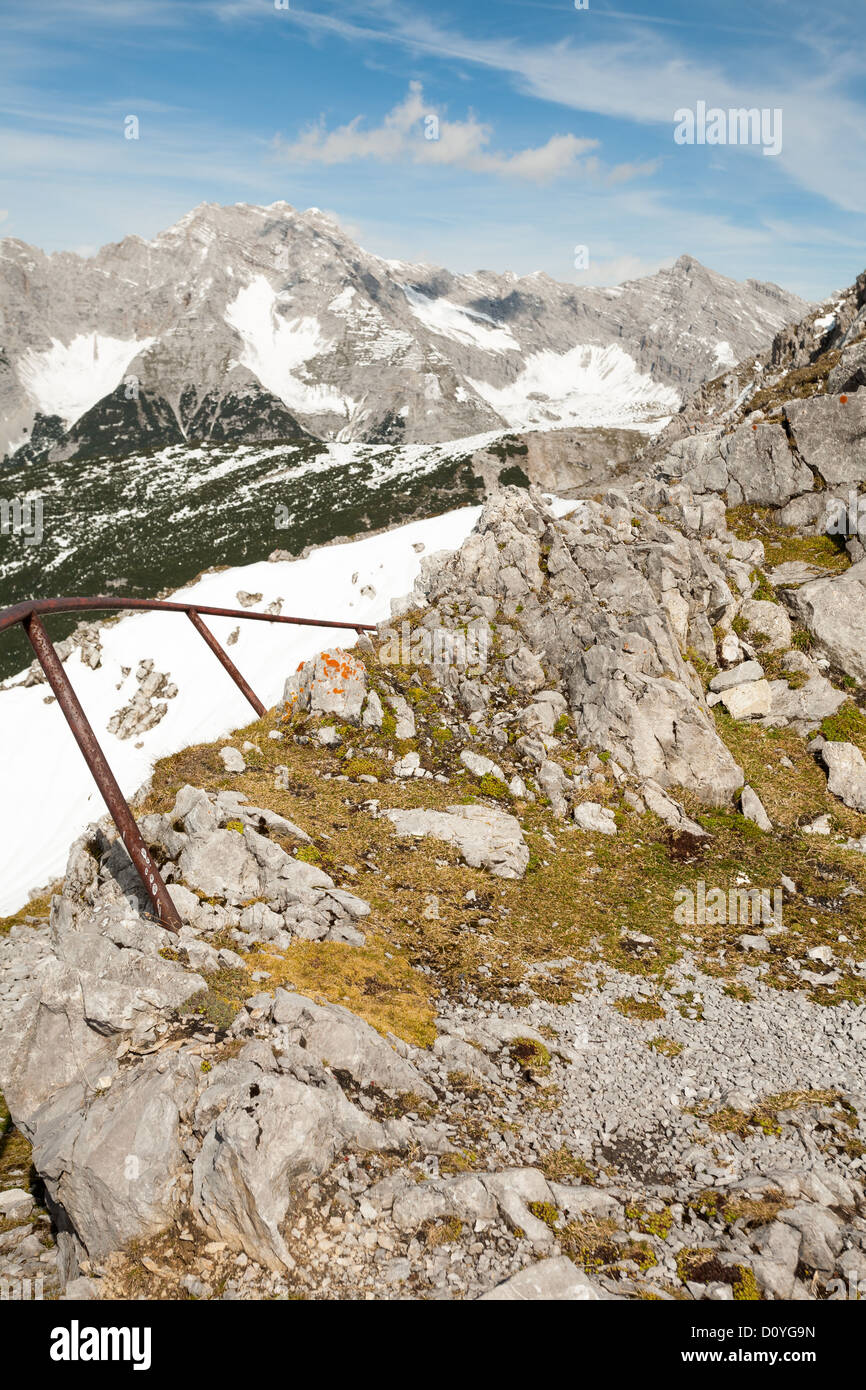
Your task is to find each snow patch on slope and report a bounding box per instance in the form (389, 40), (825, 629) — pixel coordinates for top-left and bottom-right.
(404, 287), (519, 354)
(225, 275), (352, 416)
(17, 333), (155, 426)
(467, 343), (681, 430)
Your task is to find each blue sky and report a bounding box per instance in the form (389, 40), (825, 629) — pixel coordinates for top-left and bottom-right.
(1, 0), (864, 298)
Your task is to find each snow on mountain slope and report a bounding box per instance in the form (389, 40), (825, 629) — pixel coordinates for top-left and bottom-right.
(225, 276), (355, 418)
(466, 343), (682, 431)
(0, 203), (809, 461)
(17, 332), (156, 426)
(402, 286), (520, 354)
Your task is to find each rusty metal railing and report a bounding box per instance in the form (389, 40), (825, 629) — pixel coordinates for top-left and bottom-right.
(0, 595), (376, 933)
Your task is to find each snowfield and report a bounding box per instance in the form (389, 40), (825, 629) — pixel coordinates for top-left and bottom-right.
(466, 343), (681, 431)
(17, 332), (156, 427)
(225, 275), (354, 416)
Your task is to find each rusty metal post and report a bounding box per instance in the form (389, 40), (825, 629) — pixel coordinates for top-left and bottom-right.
(22, 613), (182, 932)
(186, 609), (267, 718)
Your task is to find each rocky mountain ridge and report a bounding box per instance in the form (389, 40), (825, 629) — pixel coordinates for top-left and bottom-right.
(0, 202), (808, 463)
(656, 268), (866, 445)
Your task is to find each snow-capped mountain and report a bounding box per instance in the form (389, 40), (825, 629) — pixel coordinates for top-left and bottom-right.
(0, 202), (808, 462)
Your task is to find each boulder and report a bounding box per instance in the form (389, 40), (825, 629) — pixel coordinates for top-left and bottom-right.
(220, 747), (246, 774)
(741, 785), (772, 830)
(284, 649), (368, 725)
(821, 741), (866, 813)
(361, 690), (384, 730)
(784, 393), (866, 487)
(269, 990), (434, 1098)
(709, 660), (764, 692)
(385, 804), (530, 879)
(763, 674), (846, 731)
(739, 599), (792, 652)
(504, 645), (546, 694)
(720, 680), (773, 720)
(827, 340), (866, 396)
(192, 1068), (391, 1271)
(786, 562), (866, 683)
(573, 802), (618, 835)
(411, 487), (743, 806)
(721, 422), (813, 507)
(459, 750), (506, 782)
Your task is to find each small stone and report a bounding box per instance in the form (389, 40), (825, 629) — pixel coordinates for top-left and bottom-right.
(720, 680), (773, 720)
(394, 752), (421, 778)
(573, 802), (617, 835)
(739, 934), (770, 953)
(220, 746), (246, 774)
(460, 749), (505, 782)
(741, 784), (772, 831)
(803, 814), (832, 835)
(709, 660), (764, 692)
(0, 1189), (34, 1221)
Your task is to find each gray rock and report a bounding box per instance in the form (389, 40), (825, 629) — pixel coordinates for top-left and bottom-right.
(179, 830), (264, 905)
(460, 749), (505, 782)
(827, 339), (866, 395)
(640, 779), (709, 837)
(784, 393), (866, 487)
(719, 680), (773, 720)
(387, 694), (416, 740)
(393, 751), (420, 778)
(741, 785), (772, 831)
(193, 1069), (392, 1270)
(504, 646), (546, 694)
(777, 1203), (843, 1273)
(573, 802), (618, 835)
(390, 1174), (498, 1232)
(59, 1277), (102, 1300)
(738, 599), (792, 652)
(284, 648), (368, 726)
(0, 1188), (34, 1221)
(721, 422), (813, 507)
(478, 1256), (609, 1301)
(709, 660), (764, 693)
(35, 1051), (200, 1259)
(763, 674), (846, 731)
(269, 990), (434, 1098)
(787, 561), (866, 684)
(537, 758), (570, 816)
(220, 747), (246, 774)
(821, 740), (866, 813)
(361, 690), (384, 730)
(385, 804), (530, 879)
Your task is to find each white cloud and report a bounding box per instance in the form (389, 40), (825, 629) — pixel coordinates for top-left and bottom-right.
(276, 82), (599, 183)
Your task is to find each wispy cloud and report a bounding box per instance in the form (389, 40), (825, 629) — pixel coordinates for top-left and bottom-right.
(276, 82), (600, 183)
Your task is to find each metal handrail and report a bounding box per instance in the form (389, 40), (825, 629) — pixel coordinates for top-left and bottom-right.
(0, 595), (377, 932)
